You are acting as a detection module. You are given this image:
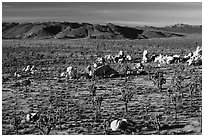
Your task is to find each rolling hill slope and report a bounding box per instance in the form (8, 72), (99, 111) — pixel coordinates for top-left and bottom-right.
(2, 22), (201, 40)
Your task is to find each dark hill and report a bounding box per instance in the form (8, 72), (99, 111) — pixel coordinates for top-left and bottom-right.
(2, 22), (201, 40)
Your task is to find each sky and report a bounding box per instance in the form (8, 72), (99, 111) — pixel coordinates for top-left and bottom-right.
(2, 2), (202, 27)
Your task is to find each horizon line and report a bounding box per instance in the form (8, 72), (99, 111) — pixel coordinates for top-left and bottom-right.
(2, 20), (202, 27)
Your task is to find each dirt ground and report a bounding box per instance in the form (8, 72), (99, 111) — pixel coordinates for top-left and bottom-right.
(2, 36), (202, 135)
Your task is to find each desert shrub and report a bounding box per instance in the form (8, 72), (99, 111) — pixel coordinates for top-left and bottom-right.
(144, 64), (154, 80)
(89, 82), (97, 97)
(187, 70), (202, 110)
(93, 95), (104, 121)
(171, 92), (182, 121)
(148, 113), (163, 134)
(171, 71), (185, 97)
(120, 89), (134, 113)
(34, 111), (58, 135)
(151, 70), (166, 92)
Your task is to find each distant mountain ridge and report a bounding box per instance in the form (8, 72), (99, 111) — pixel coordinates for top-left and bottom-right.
(2, 22), (202, 40)
(146, 23), (202, 34)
